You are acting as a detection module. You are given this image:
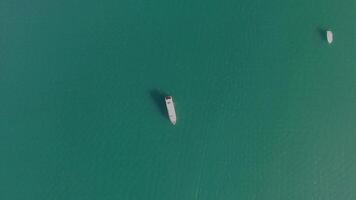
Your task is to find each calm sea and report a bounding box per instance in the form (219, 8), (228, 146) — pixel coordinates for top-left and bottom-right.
(1, 0), (356, 199)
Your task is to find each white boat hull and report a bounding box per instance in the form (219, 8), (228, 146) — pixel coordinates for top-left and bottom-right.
(326, 30), (333, 44)
(165, 96), (177, 125)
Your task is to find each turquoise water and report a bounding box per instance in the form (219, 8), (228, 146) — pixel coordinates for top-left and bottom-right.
(1, 0), (356, 199)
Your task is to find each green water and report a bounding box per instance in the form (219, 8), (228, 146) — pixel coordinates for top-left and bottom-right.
(1, 0), (356, 199)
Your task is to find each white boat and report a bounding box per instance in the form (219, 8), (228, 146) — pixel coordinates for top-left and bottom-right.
(165, 96), (177, 125)
(326, 30), (333, 44)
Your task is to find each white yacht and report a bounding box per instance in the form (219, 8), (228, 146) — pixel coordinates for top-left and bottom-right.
(326, 30), (333, 44)
(165, 96), (177, 125)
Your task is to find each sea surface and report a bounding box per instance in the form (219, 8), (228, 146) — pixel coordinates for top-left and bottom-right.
(1, 0), (356, 199)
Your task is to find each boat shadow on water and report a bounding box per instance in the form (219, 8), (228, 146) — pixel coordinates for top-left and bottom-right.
(150, 89), (169, 120)
(317, 27), (327, 41)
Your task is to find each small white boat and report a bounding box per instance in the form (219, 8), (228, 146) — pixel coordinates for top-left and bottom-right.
(326, 30), (333, 44)
(165, 96), (177, 125)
